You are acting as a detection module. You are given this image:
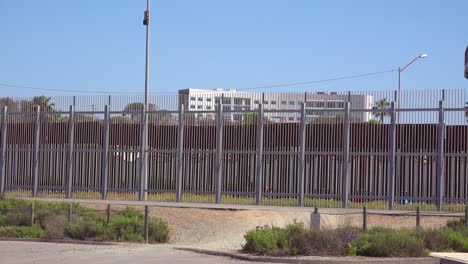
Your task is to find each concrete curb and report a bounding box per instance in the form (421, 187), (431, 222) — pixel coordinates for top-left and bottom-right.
(0, 237), (142, 246)
(176, 247), (441, 264)
(16, 197), (465, 217)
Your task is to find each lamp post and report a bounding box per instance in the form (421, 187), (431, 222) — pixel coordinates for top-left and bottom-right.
(139, 0), (150, 201)
(397, 54), (428, 124)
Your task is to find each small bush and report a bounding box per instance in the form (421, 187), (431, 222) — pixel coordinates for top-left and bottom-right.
(65, 219), (108, 240)
(0, 210), (31, 226)
(0, 224), (46, 239)
(148, 218), (170, 243)
(243, 227), (285, 254)
(109, 208), (145, 242)
(290, 227), (359, 256)
(42, 213), (69, 239)
(353, 228), (426, 257)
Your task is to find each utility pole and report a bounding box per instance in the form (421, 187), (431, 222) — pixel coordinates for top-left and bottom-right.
(139, 0), (150, 201)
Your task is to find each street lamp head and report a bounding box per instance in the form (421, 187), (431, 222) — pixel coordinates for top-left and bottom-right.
(419, 54), (428, 58)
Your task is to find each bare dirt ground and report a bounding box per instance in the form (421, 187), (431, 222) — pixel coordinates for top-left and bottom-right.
(85, 204), (460, 250)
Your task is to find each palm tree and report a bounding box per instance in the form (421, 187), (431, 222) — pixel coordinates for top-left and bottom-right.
(373, 98), (390, 124)
(31, 96), (55, 112)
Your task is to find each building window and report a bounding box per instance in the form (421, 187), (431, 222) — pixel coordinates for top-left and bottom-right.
(222, 98), (231, 104)
(206, 105), (212, 110)
(327, 102), (336, 108)
(289, 101), (295, 106)
(271, 101), (277, 105)
(254, 100), (260, 104)
(190, 105), (195, 109)
(197, 105), (203, 109)
(206, 97), (212, 102)
(263, 101), (268, 104)
(281, 101), (287, 105)
(198, 97), (203, 101)
(190, 97), (196, 101)
(215, 97), (220, 104)
(288, 117), (294, 121)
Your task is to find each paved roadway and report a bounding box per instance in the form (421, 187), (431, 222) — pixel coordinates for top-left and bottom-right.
(0, 241), (268, 264)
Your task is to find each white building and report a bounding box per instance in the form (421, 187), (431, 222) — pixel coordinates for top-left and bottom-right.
(179, 89), (373, 123)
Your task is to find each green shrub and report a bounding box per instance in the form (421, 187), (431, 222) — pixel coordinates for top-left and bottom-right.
(0, 211), (30, 226)
(446, 218), (467, 231)
(290, 227), (359, 256)
(353, 228), (426, 257)
(108, 208), (146, 242)
(0, 224), (46, 239)
(65, 219), (108, 240)
(148, 218), (170, 243)
(423, 228), (468, 252)
(243, 227), (285, 254)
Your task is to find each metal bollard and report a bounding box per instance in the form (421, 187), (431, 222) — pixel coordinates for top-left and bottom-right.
(68, 203), (73, 222)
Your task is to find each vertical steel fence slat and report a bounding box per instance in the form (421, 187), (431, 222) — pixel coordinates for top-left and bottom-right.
(255, 104), (264, 205)
(138, 107), (147, 201)
(32, 106), (40, 197)
(0, 106), (7, 197)
(388, 102), (396, 209)
(101, 105), (110, 200)
(176, 104), (184, 202)
(436, 100), (445, 211)
(66, 105), (75, 199)
(215, 103), (223, 204)
(298, 103), (306, 206)
(341, 102), (350, 208)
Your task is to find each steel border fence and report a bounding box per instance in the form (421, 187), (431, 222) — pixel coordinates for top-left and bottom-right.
(0, 90), (467, 211)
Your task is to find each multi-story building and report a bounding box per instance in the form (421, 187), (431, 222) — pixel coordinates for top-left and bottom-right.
(178, 88), (373, 123)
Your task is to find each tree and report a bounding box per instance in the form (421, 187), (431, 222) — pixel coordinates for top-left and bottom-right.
(123, 102), (176, 125)
(123, 102), (156, 121)
(0, 97), (20, 112)
(372, 98), (390, 124)
(240, 112), (272, 125)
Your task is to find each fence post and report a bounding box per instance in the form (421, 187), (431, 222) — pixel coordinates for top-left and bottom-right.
(144, 205), (149, 243)
(298, 103), (306, 207)
(138, 107), (148, 201)
(465, 205), (468, 228)
(0, 106), (7, 197)
(436, 100), (445, 211)
(32, 106), (40, 198)
(101, 105), (110, 200)
(416, 206), (421, 229)
(68, 203), (73, 222)
(30, 202), (35, 226)
(176, 104), (184, 203)
(255, 104), (264, 205)
(363, 206), (368, 232)
(215, 103), (223, 204)
(66, 105), (75, 199)
(341, 102), (350, 208)
(107, 204), (111, 224)
(388, 102), (396, 210)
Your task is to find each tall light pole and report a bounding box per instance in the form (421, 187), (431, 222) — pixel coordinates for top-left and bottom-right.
(139, 0), (150, 201)
(397, 53), (428, 123)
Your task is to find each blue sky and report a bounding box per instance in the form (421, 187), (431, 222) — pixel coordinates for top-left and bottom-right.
(0, 0), (467, 96)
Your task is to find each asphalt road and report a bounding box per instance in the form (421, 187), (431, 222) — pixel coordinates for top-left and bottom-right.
(0, 241), (268, 264)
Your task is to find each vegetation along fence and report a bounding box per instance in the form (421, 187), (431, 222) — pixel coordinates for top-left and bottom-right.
(0, 89), (467, 211)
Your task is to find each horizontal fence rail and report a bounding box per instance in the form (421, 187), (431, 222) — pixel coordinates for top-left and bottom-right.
(0, 90), (467, 211)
